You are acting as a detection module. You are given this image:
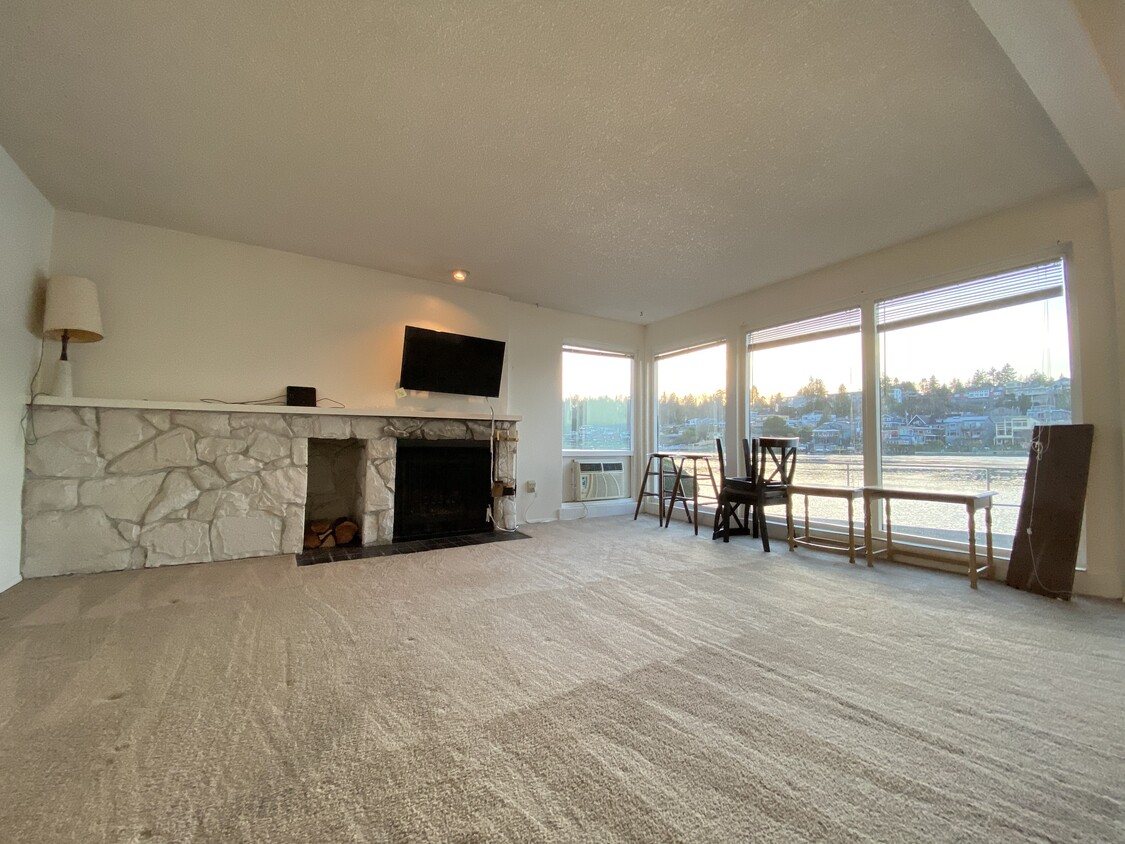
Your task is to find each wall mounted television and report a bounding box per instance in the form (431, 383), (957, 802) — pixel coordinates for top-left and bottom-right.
(399, 326), (506, 398)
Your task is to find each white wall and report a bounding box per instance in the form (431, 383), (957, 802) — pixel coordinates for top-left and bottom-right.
(647, 187), (1125, 599)
(0, 147), (54, 592)
(48, 211), (643, 524)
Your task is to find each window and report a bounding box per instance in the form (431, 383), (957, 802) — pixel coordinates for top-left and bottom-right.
(748, 309), (863, 528)
(655, 342), (726, 454)
(562, 346), (633, 451)
(877, 259), (1070, 549)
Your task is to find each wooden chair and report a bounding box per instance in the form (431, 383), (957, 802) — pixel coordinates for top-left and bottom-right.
(711, 438), (757, 543)
(743, 437), (799, 552)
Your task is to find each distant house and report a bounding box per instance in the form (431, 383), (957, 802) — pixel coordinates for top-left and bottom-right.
(961, 387), (994, 401)
(943, 414), (995, 448)
(798, 411), (825, 428)
(1028, 407), (1072, 425)
(992, 413), (1035, 448)
(881, 414), (941, 447)
(811, 421), (852, 451)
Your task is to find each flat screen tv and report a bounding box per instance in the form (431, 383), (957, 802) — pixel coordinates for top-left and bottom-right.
(399, 326), (506, 397)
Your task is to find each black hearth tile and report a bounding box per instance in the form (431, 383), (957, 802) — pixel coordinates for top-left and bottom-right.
(296, 528), (531, 567)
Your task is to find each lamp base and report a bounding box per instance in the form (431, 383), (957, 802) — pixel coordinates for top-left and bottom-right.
(52, 359), (73, 398)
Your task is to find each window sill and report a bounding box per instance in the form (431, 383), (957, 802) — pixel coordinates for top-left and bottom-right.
(563, 450), (633, 458)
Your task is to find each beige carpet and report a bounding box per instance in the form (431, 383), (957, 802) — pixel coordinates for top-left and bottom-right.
(0, 516), (1122, 843)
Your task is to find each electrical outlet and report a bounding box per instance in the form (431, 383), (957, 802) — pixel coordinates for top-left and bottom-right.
(526, 480), (536, 493)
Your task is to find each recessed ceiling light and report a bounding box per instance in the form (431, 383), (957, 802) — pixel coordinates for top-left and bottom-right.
(451, 269), (469, 282)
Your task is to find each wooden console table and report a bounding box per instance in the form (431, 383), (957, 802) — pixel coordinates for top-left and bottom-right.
(786, 484), (866, 564)
(862, 487), (997, 588)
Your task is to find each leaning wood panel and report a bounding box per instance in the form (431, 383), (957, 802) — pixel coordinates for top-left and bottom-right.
(1006, 424), (1093, 600)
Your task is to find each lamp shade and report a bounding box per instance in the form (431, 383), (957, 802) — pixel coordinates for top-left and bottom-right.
(43, 276), (103, 342)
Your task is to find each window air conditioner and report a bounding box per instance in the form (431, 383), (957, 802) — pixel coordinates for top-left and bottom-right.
(573, 460), (627, 501)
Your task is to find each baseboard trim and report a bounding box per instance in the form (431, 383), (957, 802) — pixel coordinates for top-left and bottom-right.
(560, 498), (635, 520)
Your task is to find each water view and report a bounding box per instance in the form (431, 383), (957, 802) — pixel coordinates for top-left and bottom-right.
(791, 453), (1027, 549)
(681, 452), (1027, 550)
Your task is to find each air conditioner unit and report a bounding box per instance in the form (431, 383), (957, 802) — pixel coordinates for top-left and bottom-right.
(573, 460), (627, 501)
(662, 472), (695, 499)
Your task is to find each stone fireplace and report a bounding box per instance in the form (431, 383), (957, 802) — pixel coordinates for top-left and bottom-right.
(21, 399), (518, 577)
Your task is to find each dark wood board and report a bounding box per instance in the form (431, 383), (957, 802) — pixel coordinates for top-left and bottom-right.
(1006, 424), (1093, 600)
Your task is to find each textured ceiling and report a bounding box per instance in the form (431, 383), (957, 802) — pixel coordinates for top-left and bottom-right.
(0, 1), (1089, 324)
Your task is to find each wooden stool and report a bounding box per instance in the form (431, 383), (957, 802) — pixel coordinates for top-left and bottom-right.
(664, 454), (719, 535)
(634, 453), (675, 525)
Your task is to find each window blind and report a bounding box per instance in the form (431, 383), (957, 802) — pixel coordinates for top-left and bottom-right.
(563, 345), (632, 359)
(877, 259), (1065, 332)
(747, 308), (861, 352)
(655, 340), (725, 360)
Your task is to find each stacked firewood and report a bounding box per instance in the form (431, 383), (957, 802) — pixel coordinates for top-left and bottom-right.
(303, 517), (360, 550)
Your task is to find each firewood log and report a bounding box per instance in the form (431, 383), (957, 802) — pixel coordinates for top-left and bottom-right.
(334, 519), (359, 545)
(308, 518), (333, 534)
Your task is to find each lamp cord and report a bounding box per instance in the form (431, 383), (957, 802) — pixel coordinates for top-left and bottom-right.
(21, 339), (48, 445)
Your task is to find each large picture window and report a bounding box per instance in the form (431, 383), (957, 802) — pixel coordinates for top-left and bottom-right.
(656, 342), (726, 454)
(562, 346), (633, 451)
(877, 259), (1071, 549)
(748, 309), (863, 527)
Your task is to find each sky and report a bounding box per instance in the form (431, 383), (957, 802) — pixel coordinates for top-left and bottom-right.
(563, 350), (633, 399)
(563, 298), (1070, 399)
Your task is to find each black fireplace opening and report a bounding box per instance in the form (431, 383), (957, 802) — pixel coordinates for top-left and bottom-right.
(393, 439), (494, 542)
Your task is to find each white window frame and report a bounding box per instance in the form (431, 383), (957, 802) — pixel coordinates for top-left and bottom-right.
(871, 257), (1073, 559)
(562, 345), (635, 457)
(653, 340), (728, 456)
(746, 308), (864, 543)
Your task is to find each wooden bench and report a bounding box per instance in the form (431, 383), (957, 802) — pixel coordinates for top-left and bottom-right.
(862, 487), (998, 588)
(786, 484), (867, 565)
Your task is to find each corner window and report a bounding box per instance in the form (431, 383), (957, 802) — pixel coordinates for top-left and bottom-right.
(562, 346), (633, 451)
(656, 342), (727, 454)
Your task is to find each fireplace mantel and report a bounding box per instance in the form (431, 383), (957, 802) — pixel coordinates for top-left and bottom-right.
(32, 395), (520, 422)
(22, 399), (518, 578)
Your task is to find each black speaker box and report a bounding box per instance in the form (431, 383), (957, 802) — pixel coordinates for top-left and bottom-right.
(286, 386), (317, 407)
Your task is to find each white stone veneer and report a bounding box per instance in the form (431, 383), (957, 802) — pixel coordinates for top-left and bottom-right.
(21, 406), (516, 577)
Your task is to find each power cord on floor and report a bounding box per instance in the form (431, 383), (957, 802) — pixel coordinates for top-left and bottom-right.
(522, 491), (538, 523)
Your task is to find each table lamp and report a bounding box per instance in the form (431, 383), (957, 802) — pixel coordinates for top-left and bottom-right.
(42, 275), (103, 398)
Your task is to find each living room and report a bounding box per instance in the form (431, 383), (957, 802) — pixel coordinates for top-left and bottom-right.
(2, 2), (1124, 840)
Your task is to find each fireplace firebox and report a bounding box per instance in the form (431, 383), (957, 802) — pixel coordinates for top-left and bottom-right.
(393, 439), (494, 542)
